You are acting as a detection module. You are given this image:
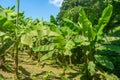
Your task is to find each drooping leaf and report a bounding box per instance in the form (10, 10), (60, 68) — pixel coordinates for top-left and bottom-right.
(0, 39), (14, 56)
(65, 40), (75, 50)
(33, 44), (54, 52)
(94, 55), (114, 70)
(48, 31), (60, 37)
(21, 33), (33, 48)
(64, 50), (72, 56)
(60, 26), (76, 36)
(88, 61), (96, 76)
(37, 27), (48, 38)
(49, 25), (61, 34)
(74, 35), (87, 45)
(0, 32), (5, 36)
(29, 30), (38, 37)
(101, 72), (119, 80)
(63, 18), (79, 30)
(40, 51), (54, 61)
(97, 45), (120, 53)
(53, 36), (66, 49)
(74, 38), (83, 44)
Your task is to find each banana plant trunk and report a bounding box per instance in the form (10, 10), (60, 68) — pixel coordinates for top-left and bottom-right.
(14, 42), (19, 79)
(14, 0), (19, 79)
(0, 56), (5, 67)
(0, 37), (5, 67)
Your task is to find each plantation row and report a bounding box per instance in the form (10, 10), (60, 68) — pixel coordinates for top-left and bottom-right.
(0, 4), (120, 80)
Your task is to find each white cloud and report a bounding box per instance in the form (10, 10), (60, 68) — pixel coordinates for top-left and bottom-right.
(49, 0), (64, 7)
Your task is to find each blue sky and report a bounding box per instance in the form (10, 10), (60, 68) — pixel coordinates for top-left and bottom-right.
(0, 0), (64, 21)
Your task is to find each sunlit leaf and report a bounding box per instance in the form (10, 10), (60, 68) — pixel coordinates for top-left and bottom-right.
(48, 31), (60, 37)
(3, 20), (15, 31)
(94, 4), (113, 41)
(21, 34), (33, 48)
(95, 55), (114, 70)
(0, 8), (6, 17)
(65, 40), (75, 50)
(29, 30), (38, 37)
(88, 61), (96, 76)
(33, 44), (54, 52)
(40, 51), (54, 61)
(64, 50), (72, 56)
(97, 45), (120, 53)
(63, 18), (79, 30)
(53, 36), (66, 49)
(78, 7), (94, 41)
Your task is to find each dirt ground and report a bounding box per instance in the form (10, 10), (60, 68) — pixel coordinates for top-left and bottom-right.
(0, 52), (80, 80)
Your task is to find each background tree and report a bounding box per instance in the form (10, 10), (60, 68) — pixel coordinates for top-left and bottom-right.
(57, 0), (120, 29)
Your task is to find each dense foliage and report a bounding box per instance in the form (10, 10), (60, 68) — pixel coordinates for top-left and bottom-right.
(57, 0), (120, 29)
(0, 1), (120, 80)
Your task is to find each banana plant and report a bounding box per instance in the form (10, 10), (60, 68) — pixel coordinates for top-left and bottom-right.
(79, 4), (114, 79)
(0, 0), (26, 79)
(0, 5), (17, 79)
(20, 17), (59, 62)
(62, 4), (115, 79)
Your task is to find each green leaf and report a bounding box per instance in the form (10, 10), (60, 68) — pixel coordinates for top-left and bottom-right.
(40, 51), (54, 61)
(0, 9), (15, 32)
(73, 35), (87, 45)
(0, 39), (14, 56)
(101, 72), (119, 80)
(78, 8), (93, 40)
(88, 61), (96, 76)
(53, 36), (66, 49)
(0, 17), (7, 32)
(65, 40), (75, 50)
(21, 34), (33, 48)
(60, 26), (76, 36)
(50, 15), (57, 25)
(48, 31), (60, 37)
(0, 31), (6, 36)
(0, 74), (5, 80)
(94, 4), (113, 41)
(63, 18), (79, 30)
(0, 8), (6, 17)
(3, 20), (15, 32)
(74, 38), (83, 44)
(29, 30), (38, 37)
(79, 8), (92, 29)
(37, 27), (49, 38)
(64, 50), (72, 56)
(94, 55), (114, 70)
(50, 25), (61, 34)
(33, 44), (54, 52)
(97, 45), (120, 53)
(0, 17), (7, 26)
